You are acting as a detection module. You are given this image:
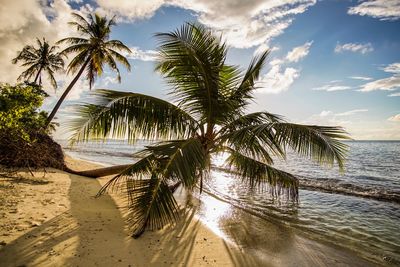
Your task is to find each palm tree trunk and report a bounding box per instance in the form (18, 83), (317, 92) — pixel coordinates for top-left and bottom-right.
(64, 164), (132, 178)
(45, 58), (90, 127)
(63, 165), (182, 194)
(33, 66), (43, 84)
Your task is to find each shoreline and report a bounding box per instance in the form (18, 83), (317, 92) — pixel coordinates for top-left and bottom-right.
(0, 156), (379, 266)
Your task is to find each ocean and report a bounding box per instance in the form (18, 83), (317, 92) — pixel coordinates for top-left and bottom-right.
(62, 140), (400, 266)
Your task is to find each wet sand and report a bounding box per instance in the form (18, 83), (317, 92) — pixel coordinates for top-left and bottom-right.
(0, 157), (376, 266)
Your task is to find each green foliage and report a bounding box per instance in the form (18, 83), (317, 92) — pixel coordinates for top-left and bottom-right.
(12, 38), (64, 89)
(46, 12), (133, 126)
(69, 23), (351, 237)
(58, 13), (132, 88)
(0, 83), (49, 141)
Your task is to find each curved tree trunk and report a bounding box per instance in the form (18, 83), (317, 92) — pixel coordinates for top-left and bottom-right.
(63, 164), (132, 178)
(63, 165), (182, 192)
(45, 58), (90, 127)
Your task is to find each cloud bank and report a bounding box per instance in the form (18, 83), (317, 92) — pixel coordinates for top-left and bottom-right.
(348, 0), (400, 21)
(95, 0), (317, 48)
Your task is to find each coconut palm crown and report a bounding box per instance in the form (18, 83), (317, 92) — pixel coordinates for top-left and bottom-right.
(12, 38), (64, 89)
(45, 12), (132, 126)
(69, 23), (350, 238)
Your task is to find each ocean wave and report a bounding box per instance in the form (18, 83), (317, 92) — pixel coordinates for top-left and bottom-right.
(298, 177), (400, 203)
(211, 166), (400, 203)
(64, 147), (140, 159)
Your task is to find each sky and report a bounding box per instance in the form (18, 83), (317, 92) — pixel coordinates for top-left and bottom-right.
(1, 0), (399, 140)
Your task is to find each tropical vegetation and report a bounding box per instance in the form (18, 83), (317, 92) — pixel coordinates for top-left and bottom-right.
(45, 12), (132, 126)
(12, 38), (64, 89)
(0, 83), (64, 170)
(69, 23), (350, 238)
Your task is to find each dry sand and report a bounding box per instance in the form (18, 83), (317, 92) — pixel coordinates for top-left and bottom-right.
(0, 157), (376, 267)
(0, 157), (261, 267)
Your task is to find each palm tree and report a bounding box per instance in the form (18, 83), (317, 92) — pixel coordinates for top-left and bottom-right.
(45, 13), (132, 127)
(69, 23), (349, 238)
(12, 38), (64, 89)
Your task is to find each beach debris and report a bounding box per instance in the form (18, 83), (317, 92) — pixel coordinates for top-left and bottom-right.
(31, 221), (40, 227)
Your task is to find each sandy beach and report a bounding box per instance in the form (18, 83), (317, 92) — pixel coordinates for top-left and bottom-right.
(0, 157), (377, 267)
(0, 157), (263, 267)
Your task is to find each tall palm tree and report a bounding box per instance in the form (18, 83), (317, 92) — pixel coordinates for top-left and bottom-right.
(12, 38), (64, 89)
(45, 13), (132, 126)
(69, 23), (349, 238)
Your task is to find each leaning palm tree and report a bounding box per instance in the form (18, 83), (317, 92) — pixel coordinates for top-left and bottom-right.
(45, 12), (132, 126)
(12, 38), (64, 89)
(69, 23), (349, 238)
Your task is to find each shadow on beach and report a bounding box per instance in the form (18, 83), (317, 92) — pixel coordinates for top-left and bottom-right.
(0, 168), (260, 266)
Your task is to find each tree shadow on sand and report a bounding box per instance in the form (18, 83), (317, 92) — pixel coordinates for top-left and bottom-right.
(0, 171), (256, 266)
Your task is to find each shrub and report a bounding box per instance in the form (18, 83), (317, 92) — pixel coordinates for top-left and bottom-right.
(0, 83), (64, 170)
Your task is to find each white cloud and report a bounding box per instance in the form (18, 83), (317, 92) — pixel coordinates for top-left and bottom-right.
(312, 80), (352, 92)
(253, 44), (279, 56)
(388, 114), (400, 122)
(286, 41), (313, 62)
(381, 62), (400, 73)
(334, 42), (374, 54)
(348, 0), (400, 21)
(312, 84), (352, 92)
(126, 47), (158, 61)
(0, 0), (81, 84)
(96, 0), (165, 20)
(359, 76), (400, 92)
(349, 76), (373, 81)
(358, 62), (400, 93)
(95, 0), (317, 48)
(388, 92), (400, 97)
(256, 65), (299, 94)
(255, 40), (314, 94)
(102, 76), (119, 86)
(336, 109), (369, 116)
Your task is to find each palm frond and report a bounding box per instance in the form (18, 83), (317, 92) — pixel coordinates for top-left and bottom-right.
(272, 123), (350, 170)
(226, 149), (298, 200)
(144, 138), (208, 188)
(12, 39), (64, 88)
(68, 89), (199, 144)
(17, 64), (39, 81)
(217, 113), (287, 162)
(105, 40), (132, 54)
(107, 49), (131, 71)
(45, 68), (57, 89)
(57, 37), (89, 45)
(97, 153), (157, 196)
(155, 23), (227, 123)
(228, 49), (270, 109)
(94, 151), (179, 237)
(126, 176), (179, 238)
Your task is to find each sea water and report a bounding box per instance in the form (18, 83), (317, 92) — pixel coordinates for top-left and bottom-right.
(62, 140), (400, 265)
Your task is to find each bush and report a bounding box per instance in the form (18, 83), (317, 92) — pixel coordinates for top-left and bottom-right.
(0, 83), (65, 170)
